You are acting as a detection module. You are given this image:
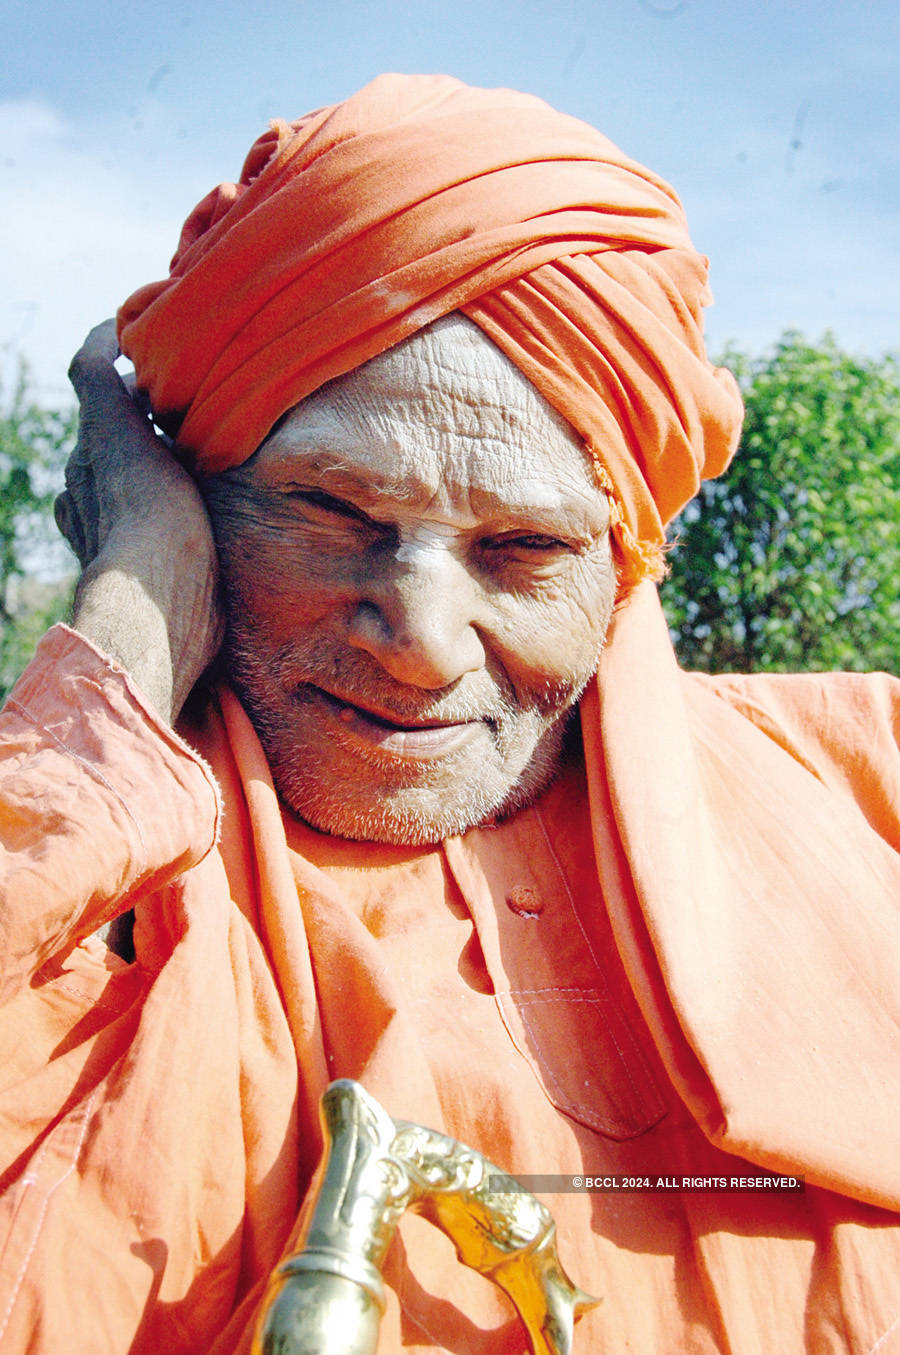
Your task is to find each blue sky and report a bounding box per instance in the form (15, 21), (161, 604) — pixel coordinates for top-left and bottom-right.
(3, 0), (898, 401)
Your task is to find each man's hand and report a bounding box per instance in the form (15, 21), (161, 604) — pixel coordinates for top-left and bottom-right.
(56, 320), (223, 723)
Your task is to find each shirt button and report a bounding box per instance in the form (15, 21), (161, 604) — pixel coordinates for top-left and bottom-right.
(505, 886), (544, 918)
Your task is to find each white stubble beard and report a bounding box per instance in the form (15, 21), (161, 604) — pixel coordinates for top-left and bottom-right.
(222, 628), (590, 845)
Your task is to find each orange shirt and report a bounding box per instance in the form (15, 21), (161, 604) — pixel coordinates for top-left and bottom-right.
(0, 616), (898, 1353)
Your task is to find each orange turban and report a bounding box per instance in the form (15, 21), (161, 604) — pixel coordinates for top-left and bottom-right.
(118, 74), (743, 586)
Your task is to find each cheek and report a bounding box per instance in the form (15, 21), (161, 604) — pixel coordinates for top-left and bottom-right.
(220, 526), (359, 632)
(488, 554), (616, 693)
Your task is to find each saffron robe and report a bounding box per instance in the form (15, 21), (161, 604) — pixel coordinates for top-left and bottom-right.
(0, 584), (898, 1353)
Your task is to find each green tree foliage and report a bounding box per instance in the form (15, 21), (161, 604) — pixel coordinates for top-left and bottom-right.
(662, 334), (900, 673)
(0, 365), (76, 701)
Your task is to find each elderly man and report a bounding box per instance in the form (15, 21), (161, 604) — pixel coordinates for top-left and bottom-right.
(1, 75), (898, 1354)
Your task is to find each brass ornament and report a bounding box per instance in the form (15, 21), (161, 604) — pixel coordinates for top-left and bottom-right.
(252, 1080), (600, 1355)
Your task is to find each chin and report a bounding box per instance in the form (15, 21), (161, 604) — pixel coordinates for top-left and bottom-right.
(262, 716), (569, 846)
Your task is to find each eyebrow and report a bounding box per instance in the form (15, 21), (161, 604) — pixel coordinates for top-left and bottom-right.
(277, 457), (435, 508)
(274, 457), (607, 540)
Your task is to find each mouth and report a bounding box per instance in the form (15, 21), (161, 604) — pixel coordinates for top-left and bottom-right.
(308, 685), (483, 759)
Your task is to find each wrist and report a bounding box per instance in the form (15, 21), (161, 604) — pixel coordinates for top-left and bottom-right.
(73, 568), (179, 721)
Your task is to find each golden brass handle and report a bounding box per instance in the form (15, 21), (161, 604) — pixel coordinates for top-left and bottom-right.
(252, 1080), (600, 1355)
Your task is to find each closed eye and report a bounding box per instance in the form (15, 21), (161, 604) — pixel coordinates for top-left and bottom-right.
(482, 533), (573, 553)
(286, 486), (375, 526)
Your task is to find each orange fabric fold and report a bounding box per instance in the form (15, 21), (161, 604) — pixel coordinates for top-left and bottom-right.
(117, 73), (743, 584)
(581, 583), (900, 1210)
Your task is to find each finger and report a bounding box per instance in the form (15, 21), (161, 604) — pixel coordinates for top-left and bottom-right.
(62, 440), (101, 552)
(68, 320), (129, 410)
(68, 326), (164, 476)
(54, 490), (88, 566)
(68, 318), (119, 379)
(68, 322), (173, 463)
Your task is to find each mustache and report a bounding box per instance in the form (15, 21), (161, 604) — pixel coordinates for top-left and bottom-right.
(223, 630), (581, 724)
(227, 631), (512, 723)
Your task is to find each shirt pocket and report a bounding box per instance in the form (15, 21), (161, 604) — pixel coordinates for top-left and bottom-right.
(444, 810), (668, 1141)
(494, 984), (667, 1139)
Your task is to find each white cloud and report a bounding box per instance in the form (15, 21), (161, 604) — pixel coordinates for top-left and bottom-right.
(0, 99), (200, 401)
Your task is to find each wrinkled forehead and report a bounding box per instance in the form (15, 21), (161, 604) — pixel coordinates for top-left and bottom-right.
(246, 313), (604, 513)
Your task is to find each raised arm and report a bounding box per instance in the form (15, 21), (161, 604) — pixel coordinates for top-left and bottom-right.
(56, 319), (223, 723)
(0, 323), (225, 986)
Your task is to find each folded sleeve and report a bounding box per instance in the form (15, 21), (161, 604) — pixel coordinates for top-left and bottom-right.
(0, 625), (221, 999)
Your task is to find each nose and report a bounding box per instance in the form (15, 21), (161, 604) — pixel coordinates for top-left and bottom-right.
(347, 545), (486, 689)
